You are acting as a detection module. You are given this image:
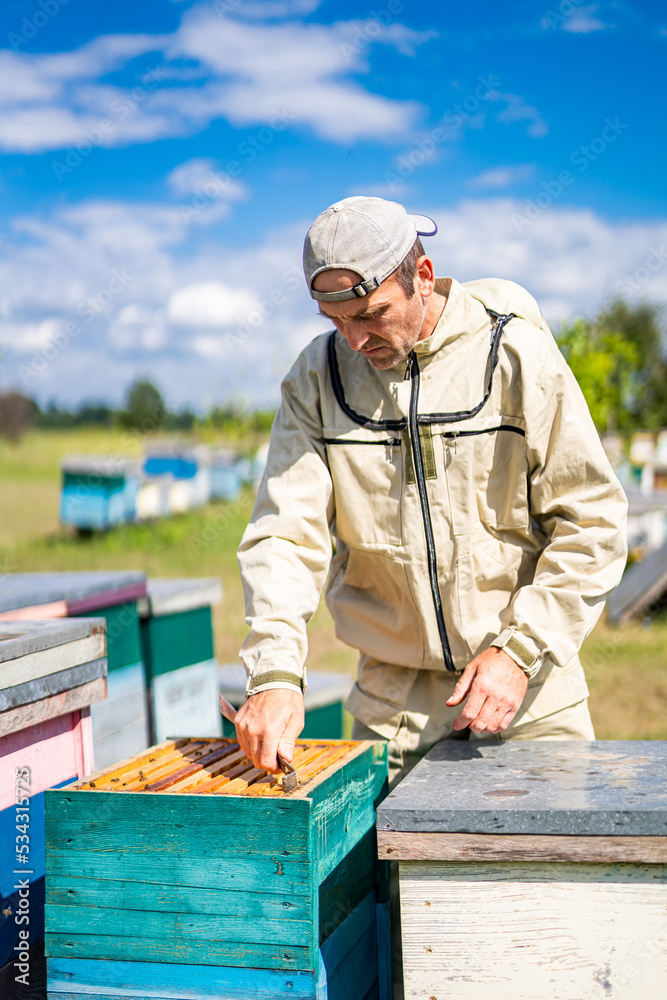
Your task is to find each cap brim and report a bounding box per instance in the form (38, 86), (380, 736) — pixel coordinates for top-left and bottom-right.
(411, 214), (438, 237)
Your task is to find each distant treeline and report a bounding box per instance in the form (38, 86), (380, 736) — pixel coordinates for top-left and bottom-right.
(0, 297), (665, 442)
(0, 379), (276, 442)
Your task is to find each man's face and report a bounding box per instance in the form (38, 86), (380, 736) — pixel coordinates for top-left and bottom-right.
(314, 269), (426, 370)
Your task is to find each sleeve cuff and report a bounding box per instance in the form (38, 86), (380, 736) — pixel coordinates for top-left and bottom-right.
(246, 668), (306, 697)
(490, 627), (543, 680)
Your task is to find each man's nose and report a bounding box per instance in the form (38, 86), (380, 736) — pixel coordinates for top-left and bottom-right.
(340, 322), (369, 351)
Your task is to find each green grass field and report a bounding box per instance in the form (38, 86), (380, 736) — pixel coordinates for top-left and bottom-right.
(1, 427), (664, 739)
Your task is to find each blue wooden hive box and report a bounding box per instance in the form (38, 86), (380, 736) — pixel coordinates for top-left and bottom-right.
(45, 736), (390, 1000)
(60, 456), (141, 531)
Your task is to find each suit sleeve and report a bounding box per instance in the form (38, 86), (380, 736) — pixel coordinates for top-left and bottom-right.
(237, 349), (334, 696)
(491, 328), (628, 675)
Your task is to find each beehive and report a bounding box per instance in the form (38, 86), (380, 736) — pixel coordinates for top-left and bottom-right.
(0, 571), (150, 768)
(0, 619), (107, 992)
(45, 737), (390, 1000)
(138, 578), (223, 744)
(378, 740), (667, 1000)
(60, 455), (141, 530)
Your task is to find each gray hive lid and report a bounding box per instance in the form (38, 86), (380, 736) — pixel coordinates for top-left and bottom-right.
(0, 571), (147, 614)
(61, 454), (142, 477)
(0, 618), (106, 662)
(377, 740), (667, 837)
(0, 656), (107, 711)
(138, 577), (223, 618)
(607, 540), (667, 623)
(0, 620), (108, 730)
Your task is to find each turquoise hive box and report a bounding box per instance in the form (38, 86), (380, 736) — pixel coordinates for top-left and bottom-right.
(45, 736), (390, 1000)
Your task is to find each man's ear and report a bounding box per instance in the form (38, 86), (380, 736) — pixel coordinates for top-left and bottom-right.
(414, 255), (436, 297)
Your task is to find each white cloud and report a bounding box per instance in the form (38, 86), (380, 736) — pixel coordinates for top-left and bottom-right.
(562, 4), (609, 33)
(0, 318), (62, 353)
(0, 193), (665, 409)
(230, 0), (323, 19)
(166, 157), (247, 204)
(167, 283), (258, 327)
(486, 91), (549, 138)
(468, 165), (534, 189)
(110, 304), (167, 352)
(0, 52), (58, 105)
(0, 4), (430, 153)
(166, 10), (428, 142)
(425, 199), (667, 326)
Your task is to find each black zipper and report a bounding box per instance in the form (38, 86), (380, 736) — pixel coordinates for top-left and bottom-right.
(443, 425), (525, 439)
(323, 437), (402, 446)
(327, 311), (514, 429)
(407, 351), (456, 673)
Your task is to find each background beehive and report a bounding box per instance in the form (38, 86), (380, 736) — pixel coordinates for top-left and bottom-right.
(45, 737), (390, 1000)
(137, 578), (223, 744)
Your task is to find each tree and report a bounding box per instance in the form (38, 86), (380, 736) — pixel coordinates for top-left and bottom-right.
(598, 299), (667, 430)
(119, 379), (168, 432)
(556, 299), (666, 433)
(0, 392), (37, 441)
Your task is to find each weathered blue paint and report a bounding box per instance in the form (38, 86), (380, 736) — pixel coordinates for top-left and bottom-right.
(47, 892), (382, 1000)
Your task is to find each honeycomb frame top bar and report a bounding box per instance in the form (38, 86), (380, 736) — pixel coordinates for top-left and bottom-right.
(73, 737), (360, 797)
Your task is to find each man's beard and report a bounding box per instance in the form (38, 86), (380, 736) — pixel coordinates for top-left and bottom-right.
(364, 337), (414, 369)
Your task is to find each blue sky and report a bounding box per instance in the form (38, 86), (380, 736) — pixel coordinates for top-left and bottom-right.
(0, 0), (665, 409)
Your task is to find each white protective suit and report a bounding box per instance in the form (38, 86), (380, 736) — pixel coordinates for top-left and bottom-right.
(237, 277), (628, 737)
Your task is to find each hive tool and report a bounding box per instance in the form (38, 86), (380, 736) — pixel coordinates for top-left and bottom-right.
(218, 693), (298, 791)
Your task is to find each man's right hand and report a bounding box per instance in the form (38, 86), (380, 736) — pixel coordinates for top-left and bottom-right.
(234, 689), (305, 773)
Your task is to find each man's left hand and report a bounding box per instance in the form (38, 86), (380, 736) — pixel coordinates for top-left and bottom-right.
(446, 647), (529, 735)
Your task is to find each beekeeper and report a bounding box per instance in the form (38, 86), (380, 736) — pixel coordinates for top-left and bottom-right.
(234, 195), (628, 781)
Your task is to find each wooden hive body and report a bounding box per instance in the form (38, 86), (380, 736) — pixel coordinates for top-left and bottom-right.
(45, 737), (390, 1000)
(138, 579), (223, 744)
(60, 457), (141, 530)
(0, 572), (150, 769)
(378, 740), (667, 1000)
(0, 619), (108, 995)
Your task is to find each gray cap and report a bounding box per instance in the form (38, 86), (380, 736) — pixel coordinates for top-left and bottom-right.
(303, 196), (438, 303)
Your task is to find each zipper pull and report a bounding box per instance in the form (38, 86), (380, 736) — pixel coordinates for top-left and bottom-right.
(444, 430), (460, 455)
(403, 354), (414, 381)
